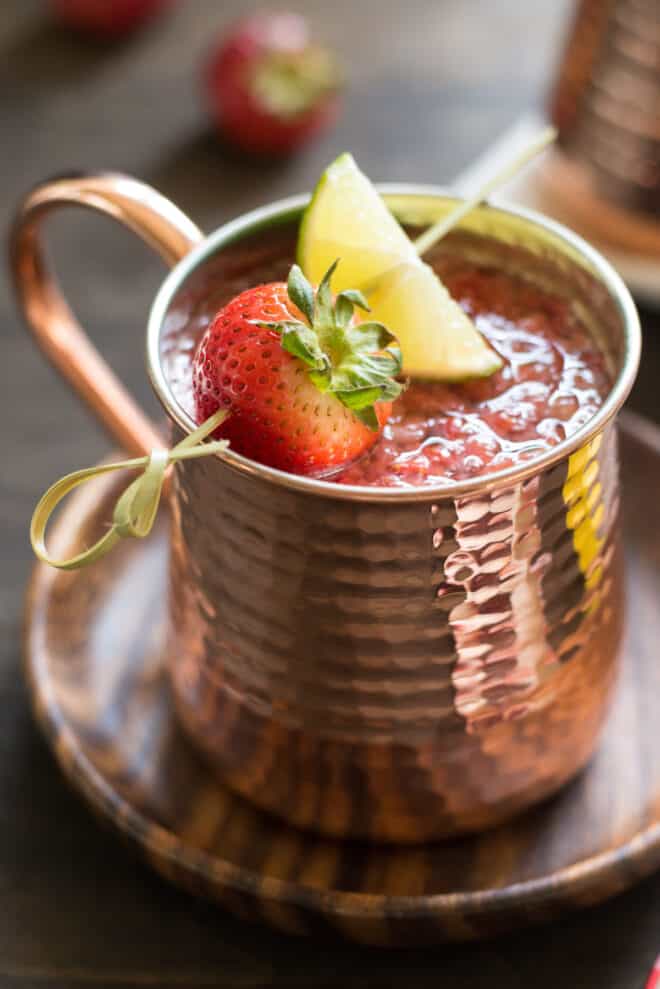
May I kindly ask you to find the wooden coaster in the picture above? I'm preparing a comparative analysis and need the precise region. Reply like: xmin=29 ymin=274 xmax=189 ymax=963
xmin=24 ymin=412 xmax=660 ymax=946
xmin=504 ymin=148 xmax=660 ymax=307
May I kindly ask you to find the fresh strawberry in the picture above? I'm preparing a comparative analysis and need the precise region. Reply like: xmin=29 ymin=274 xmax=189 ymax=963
xmin=192 ymin=262 xmax=402 ymax=476
xmin=646 ymin=958 xmax=660 ymax=989
xmin=51 ymin=0 xmax=172 ymax=37
xmin=204 ymin=12 xmax=342 ymax=157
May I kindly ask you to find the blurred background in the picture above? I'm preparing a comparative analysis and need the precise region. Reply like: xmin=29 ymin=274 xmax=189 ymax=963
xmin=0 ymin=0 xmax=570 ymax=460
xmin=4 ymin=2 xmax=660 ymax=986
xmin=1 ymin=0 xmax=577 ymax=594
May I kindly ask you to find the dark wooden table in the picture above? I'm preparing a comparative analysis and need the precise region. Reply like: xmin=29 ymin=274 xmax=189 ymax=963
xmin=2 ymin=1 xmax=660 ymax=986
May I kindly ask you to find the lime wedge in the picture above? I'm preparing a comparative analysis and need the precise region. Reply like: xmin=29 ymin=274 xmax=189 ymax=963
xmin=298 ymin=152 xmax=417 ymax=292
xmin=367 ymin=262 xmax=503 ymax=381
xmin=298 ymin=153 xmax=502 ymax=381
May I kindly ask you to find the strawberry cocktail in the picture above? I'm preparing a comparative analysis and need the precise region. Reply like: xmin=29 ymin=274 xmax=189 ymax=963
xmin=163 ymin=156 xmax=610 ymax=488
xmin=17 ymin=145 xmax=638 ymax=841
xmin=164 ymin=226 xmax=610 ymax=487
xmin=148 ymin=153 xmax=634 ymax=841
xmin=163 ymin=155 xmax=610 ymax=487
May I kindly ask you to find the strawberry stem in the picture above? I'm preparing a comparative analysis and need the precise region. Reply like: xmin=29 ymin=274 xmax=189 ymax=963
xmin=30 ymin=408 xmax=230 ymax=572
xmin=251 ymin=48 xmax=341 ymax=119
xmin=258 ymin=261 xmax=404 ymax=429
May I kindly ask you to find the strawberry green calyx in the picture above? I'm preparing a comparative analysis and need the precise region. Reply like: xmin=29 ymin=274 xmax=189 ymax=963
xmin=258 ymin=261 xmax=404 ymax=430
xmin=251 ymin=48 xmax=342 ymax=119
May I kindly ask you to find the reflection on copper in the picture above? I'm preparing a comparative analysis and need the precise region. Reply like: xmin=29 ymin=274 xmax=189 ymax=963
xmin=10 ymin=175 xmax=640 ymax=843
xmin=549 ymin=0 xmax=660 ymax=222
xmin=444 ymin=476 xmax=558 ymax=733
xmin=9 ymin=174 xmax=203 ymax=457
xmin=164 ymin=209 xmax=636 ymax=843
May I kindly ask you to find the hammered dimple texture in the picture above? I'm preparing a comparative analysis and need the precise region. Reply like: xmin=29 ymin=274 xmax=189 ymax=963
xmin=168 ymin=421 xmax=623 ymax=842
xmin=549 ymin=0 xmax=660 ymax=217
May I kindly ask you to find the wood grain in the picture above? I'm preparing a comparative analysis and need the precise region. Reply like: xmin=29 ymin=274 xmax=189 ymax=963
xmin=21 ymin=413 xmax=660 ymax=947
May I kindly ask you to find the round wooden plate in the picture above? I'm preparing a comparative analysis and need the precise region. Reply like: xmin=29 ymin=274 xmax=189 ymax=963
xmin=500 ymin=150 xmax=660 ymax=307
xmin=24 ymin=412 xmax=660 ymax=946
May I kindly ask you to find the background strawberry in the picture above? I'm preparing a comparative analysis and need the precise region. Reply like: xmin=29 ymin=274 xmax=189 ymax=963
xmin=51 ymin=0 xmax=172 ymax=37
xmin=193 ymin=263 xmax=402 ymax=476
xmin=204 ymin=11 xmax=342 ymax=157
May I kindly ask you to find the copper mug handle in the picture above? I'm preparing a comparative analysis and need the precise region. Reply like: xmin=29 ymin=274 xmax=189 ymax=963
xmin=10 ymin=173 xmax=204 ymax=457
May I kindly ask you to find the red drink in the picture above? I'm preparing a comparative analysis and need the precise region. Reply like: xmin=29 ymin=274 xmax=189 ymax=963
xmin=14 ymin=166 xmax=639 ymax=844
xmin=162 ymin=223 xmax=610 ymax=484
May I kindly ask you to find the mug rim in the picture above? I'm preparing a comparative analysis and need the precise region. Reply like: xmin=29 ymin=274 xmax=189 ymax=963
xmin=146 ymin=185 xmax=641 ymax=503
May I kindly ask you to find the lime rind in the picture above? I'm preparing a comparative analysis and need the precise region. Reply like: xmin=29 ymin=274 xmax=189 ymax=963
xmin=298 ymin=152 xmax=417 ymax=292
xmin=297 ymin=153 xmax=502 ymax=381
xmin=367 ymin=262 xmax=502 ymax=381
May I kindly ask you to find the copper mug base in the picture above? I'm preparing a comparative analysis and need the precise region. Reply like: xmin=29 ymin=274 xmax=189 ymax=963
xmin=10 ymin=177 xmax=640 ymax=843
xmin=172 ymin=553 xmax=625 ymax=842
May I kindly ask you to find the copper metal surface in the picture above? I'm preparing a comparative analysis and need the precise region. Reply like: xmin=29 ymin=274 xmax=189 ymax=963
xmin=20 ymin=415 xmax=660 ymax=942
xmin=162 ymin=197 xmax=636 ymax=841
xmin=547 ymin=0 xmax=660 ymax=236
xmin=537 ymin=148 xmax=660 ymax=258
xmin=9 ymin=173 xmax=203 ymax=457
xmin=11 ymin=178 xmax=641 ymax=842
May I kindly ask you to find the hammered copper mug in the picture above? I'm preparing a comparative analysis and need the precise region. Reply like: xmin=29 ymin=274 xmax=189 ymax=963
xmin=11 ymin=175 xmax=640 ymax=842
xmin=543 ymin=0 xmax=660 ymax=256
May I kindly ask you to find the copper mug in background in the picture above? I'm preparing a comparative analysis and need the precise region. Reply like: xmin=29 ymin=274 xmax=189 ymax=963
xmin=10 ymin=176 xmax=640 ymax=842
xmin=543 ymin=0 xmax=660 ymax=256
